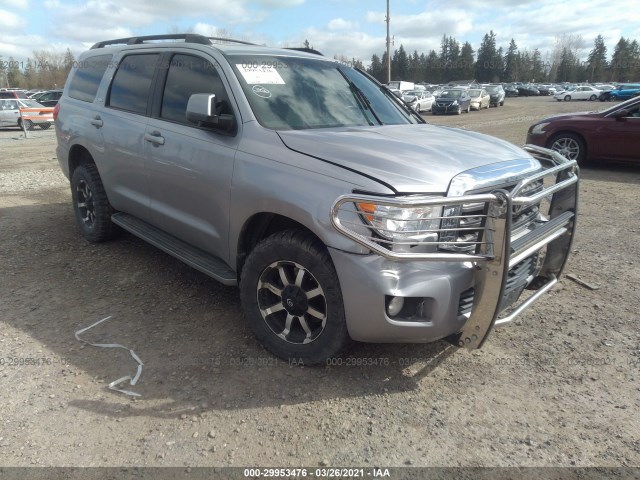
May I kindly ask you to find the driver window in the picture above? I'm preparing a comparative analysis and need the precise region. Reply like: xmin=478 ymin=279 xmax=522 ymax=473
xmin=161 ymin=54 xmax=232 ymax=124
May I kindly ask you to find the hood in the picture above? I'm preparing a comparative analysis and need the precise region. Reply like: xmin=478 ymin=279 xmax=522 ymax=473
xmin=277 ymin=124 xmax=536 ymax=193
xmin=538 ymin=111 xmax=598 ymax=123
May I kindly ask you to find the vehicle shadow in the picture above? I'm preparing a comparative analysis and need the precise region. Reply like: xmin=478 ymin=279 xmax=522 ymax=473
xmin=579 ymin=162 xmax=640 ymax=185
xmin=1 ymin=200 xmax=459 ymax=420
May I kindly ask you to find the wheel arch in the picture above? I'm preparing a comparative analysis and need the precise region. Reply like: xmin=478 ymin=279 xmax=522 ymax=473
xmin=236 ymin=213 xmax=324 ymax=280
xmin=68 ymin=144 xmax=97 ymax=177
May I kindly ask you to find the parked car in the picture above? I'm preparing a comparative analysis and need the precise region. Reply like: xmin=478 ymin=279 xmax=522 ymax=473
xmin=402 ymin=90 xmax=435 ymax=113
xmin=54 ymin=33 xmax=579 ymax=364
xmin=537 ymin=84 xmax=553 ymax=96
xmin=468 ymin=88 xmax=490 ymax=110
xmin=484 ymin=84 xmax=505 ymax=106
xmin=431 ymin=88 xmax=472 ymax=114
xmin=607 ymin=84 xmax=640 ymax=101
xmin=0 ymin=89 xmax=30 ymax=100
xmin=504 ymin=84 xmax=519 ymax=97
xmin=554 ymin=85 xmax=601 ymax=101
xmin=34 ymin=89 xmax=63 ymax=107
xmin=517 ymin=84 xmax=539 ymax=96
xmin=0 ymin=98 xmax=53 ymax=130
xmin=526 ymin=96 xmax=640 ymax=165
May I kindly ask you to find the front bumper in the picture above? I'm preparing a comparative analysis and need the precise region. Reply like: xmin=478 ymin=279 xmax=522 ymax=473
xmin=432 ymin=103 xmax=459 ymax=114
xmin=331 ymin=145 xmax=579 ymax=348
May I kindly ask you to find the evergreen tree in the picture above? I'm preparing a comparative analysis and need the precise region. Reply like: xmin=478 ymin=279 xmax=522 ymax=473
xmin=457 ymin=42 xmax=475 ymax=80
xmin=504 ymin=39 xmax=519 ymax=82
xmin=6 ymin=56 xmax=22 ymax=87
xmin=609 ymin=37 xmax=632 ymax=82
xmin=368 ymin=54 xmax=385 ymax=82
xmin=586 ymin=35 xmax=608 ymax=82
xmin=476 ymin=30 xmax=498 ymax=82
xmin=392 ymin=45 xmax=409 ymax=80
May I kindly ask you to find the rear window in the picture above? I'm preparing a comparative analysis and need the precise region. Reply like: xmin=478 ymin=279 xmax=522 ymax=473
xmin=68 ymin=54 xmax=112 ymax=102
xmin=108 ymin=54 xmax=159 ymax=115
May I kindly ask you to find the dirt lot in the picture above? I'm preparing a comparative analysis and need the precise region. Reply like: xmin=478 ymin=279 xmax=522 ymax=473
xmin=0 ymin=97 xmax=639 ymax=471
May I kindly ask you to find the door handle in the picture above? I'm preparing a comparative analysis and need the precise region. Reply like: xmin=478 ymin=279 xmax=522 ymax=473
xmin=90 ymin=116 xmax=103 ymax=128
xmin=144 ymin=131 xmax=165 ymax=146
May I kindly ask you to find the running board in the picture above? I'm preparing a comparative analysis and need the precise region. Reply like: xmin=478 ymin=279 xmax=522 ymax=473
xmin=111 ymin=213 xmax=237 ymax=286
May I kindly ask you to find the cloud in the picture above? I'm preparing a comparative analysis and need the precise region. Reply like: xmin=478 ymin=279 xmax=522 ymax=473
xmin=327 ymin=18 xmax=355 ymax=31
xmin=0 ymin=10 xmax=25 ymax=32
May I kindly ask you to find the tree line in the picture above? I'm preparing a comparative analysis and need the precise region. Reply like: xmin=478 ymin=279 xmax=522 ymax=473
xmin=2 ymin=32 xmax=639 ymax=89
xmin=0 ymin=49 xmax=76 ymax=89
xmin=366 ymin=32 xmax=640 ymax=85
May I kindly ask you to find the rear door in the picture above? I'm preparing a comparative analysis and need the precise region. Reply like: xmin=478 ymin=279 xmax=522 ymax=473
xmin=99 ymin=52 xmax=159 ymax=221
xmin=144 ymin=51 xmax=240 ymax=258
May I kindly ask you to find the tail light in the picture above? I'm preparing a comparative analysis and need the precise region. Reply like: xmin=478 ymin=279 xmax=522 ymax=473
xmin=53 ymin=103 xmax=60 ymax=121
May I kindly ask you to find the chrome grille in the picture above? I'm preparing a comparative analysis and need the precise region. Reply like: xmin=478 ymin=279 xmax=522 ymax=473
xmin=439 ymin=178 xmax=544 ymax=253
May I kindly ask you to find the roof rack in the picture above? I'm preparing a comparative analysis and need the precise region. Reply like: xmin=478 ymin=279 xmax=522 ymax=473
xmin=285 ymin=47 xmax=324 ymax=56
xmin=91 ymin=33 xmax=256 ymax=49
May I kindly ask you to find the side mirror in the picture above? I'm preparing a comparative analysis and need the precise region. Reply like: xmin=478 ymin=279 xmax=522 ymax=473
xmin=186 ymin=93 xmax=235 ymax=133
xmin=613 ymin=109 xmax=629 ymax=120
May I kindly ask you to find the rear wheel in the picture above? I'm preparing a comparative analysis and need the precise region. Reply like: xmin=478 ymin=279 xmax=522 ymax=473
xmin=70 ymin=164 xmax=117 ymax=242
xmin=39 ymin=123 xmax=51 ymax=130
xmin=240 ymin=230 xmax=350 ymax=365
xmin=549 ymin=133 xmax=586 ymax=165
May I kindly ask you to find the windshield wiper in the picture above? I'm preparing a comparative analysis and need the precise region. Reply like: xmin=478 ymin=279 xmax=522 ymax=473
xmin=336 ymin=67 xmax=382 ymax=126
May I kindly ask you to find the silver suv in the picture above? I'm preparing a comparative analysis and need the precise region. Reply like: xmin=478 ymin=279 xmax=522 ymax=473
xmin=55 ymin=34 xmax=579 ymax=364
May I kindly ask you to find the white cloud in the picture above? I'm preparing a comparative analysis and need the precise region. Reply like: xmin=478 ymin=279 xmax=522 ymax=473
xmin=0 ymin=10 xmax=25 ymax=32
xmin=327 ymin=18 xmax=355 ymax=31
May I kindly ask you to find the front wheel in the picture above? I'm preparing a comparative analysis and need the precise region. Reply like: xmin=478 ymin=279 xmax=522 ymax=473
xmin=589 ymin=94 xmax=597 ymax=101
xmin=564 ymin=95 xmax=571 ymax=101
xmin=240 ymin=230 xmax=350 ymax=365
xmin=549 ymin=133 xmax=586 ymax=165
xmin=39 ymin=122 xmax=51 ymax=130
xmin=70 ymin=163 xmax=117 ymax=242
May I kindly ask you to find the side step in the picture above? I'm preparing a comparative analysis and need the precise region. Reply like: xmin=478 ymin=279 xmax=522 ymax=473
xmin=111 ymin=213 xmax=237 ymax=286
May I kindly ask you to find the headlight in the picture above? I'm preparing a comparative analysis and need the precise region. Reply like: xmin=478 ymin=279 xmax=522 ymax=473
xmin=356 ymin=201 xmax=442 ymax=242
xmin=451 ymin=100 xmax=458 ymax=106
xmin=529 ymin=122 xmax=549 ymax=135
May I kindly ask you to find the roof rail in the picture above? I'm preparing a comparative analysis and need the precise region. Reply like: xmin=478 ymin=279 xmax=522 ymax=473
xmin=285 ymin=47 xmax=324 ymax=56
xmin=90 ymin=34 xmax=257 ymax=49
xmin=207 ymin=37 xmax=257 ymax=46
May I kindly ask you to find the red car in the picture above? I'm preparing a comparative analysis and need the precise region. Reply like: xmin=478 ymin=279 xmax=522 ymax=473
xmin=526 ymin=97 xmax=640 ymax=165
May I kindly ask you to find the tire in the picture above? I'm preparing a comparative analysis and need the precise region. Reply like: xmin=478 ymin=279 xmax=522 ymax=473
xmin=564 ymin=95 xmax=571 ymax=102
xmin=456 ymin=106 xmax=462 ymax=115
xmin=18 ymin=119 xmax=34 ymax=130
xmin=240 ymin=230 xmax=350 ymax=365
xmin=500 ymin=100 xmax=504 ymax=106
xmin=39 ymin=122 xmax=51 ymax=130
xmin=466 ymin=105 xmax=470 ymax=113
xmin=548 ymin=133 xmax=586 ymax=165
xmin=589 ymin=94 xmax=597 ymax=101
xmin=70 ymin=163 xmax=117 ymax=242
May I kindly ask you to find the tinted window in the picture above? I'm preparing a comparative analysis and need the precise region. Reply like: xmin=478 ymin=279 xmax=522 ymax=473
xmin=108 ymin=54 xmax=159 ymax=114
xmin=68 ymin=54 xmax=112 ymax=102
xmin=161 ymin=54 xmax=229 ymax=123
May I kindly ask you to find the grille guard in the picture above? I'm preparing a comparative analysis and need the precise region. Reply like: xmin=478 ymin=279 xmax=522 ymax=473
xmin=330 ymin=145 xmax=579 ymax=349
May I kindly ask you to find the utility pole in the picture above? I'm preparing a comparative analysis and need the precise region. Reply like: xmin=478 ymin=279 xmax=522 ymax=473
xmin=386 ymin=0 xmax=391 ymax=83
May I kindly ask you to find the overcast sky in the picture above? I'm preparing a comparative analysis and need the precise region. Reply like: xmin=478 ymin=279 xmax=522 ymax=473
xmin=1 ymin=0 xmax=639 ymax=65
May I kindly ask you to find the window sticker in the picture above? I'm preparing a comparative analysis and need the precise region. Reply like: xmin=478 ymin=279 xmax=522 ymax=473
xmin=252 ymin=85 xmax=272 ymax=98
xmin=236 ymin=64 xmax=285 ymax=85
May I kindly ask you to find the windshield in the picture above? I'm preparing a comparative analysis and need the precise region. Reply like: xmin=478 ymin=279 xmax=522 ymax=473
xmin=485 ymin=86 xmax=499 ymax=93
xmin=230 ymin=55 xmax=418 ymax=130
xmin=468 ymin=89 xmax=481 ymax=97
xmin=19 ymin=99 xmax=43 ymax=108
xmin=439 ymin=90 xmax=462 ymax=98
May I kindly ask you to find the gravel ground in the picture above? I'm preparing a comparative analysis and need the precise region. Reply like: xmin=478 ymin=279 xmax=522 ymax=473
xmin=0 ymin=97 xmax=639 ymax=472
